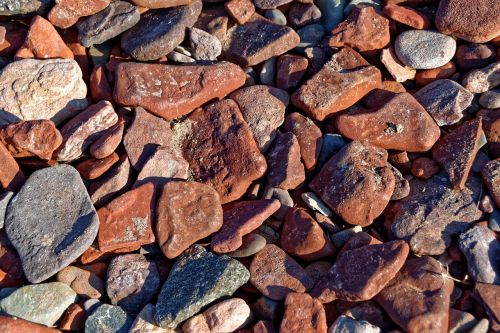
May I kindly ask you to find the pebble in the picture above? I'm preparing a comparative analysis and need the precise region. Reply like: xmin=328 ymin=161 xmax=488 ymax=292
xmin=228 ymin=233 xmax=267 ymax=258
xmin=5 ymin=165 xmax=99 ymax=283
xmin=262 ymin=186 xmax=294 ymax=220
xmin=329 ymin=315 xmax=381 ymax=333
xmin=48 ymin=0 xmax=110 ymax=28
xmin=266 ymin=132 xmax=305 ymax=190
xmin=317 ymin=0 xmax=344 ymax=31
xmin=394 ymin=30 xmax=456 ymax=69
xmin=259 ymin=57 xmax=276 ymax=85
xmin=0 ymin=316 xmax=61 ymax=333
xmin=129 ymin=304 xmax=170 ymax=333
xmin=380 ymin=46 xmax=416 ymax=82
xmin=479 ymin=88 xmax=500 ymax=108
xmin=0 ymin=282 xmax=76 ymax=327
xmin=284 ymin=112 xmax=322 ymax=170
xmin=0 ymin=192 xmax=13 ymax=229
xmin=85 ymin=304 xmax=134 ymax=333
xmin=296 ymin=23 xmax=325 ymax=48
xmin=76 ymin=153 xmax=119 ymax=180
xmin=448 ymin=309 xmax=477 ymax=333
xmin=490 ymin=210 xmax=500 ymax=232
xmin=154 ymin=245 xmax=250 ymax=329
xmin=474 ymin=283 xmax=500 ymax=331
xmin=344 ymin=0 xmax=381 ymax=15
xmin=383 ymin=4 xmax=431 ymax=30
xmin=135 ymin=146 xmax=189 ymax=188
xmin=276 ymin=54 xmax=308 ymax=89
xmin=316 ymin=134 xmax=347 ymax=168
xmin=410 ymin=157 xmax=440 ymax=179
xmin=193 ymin=7 xmax=229 ymax=43
xmin=288 ymin=3 xmax=321 ymax=27
xmin=482 ymin=159 xmax=500 ymax=207
xmin=264 ymin=9 xmax=287 ymax=25
xmin=469 ymin=319 xmax=490 ymax=333
xmin=224 ymin=0 xmax=255 ymax=25
xmin=456 ymin=44 xmax=497 ymax=70
xmin=253 ymin=0 xmax=292 ymax=9
xmin=59 ymin=303 xmax=86 ymax=331
xmin=0 ymin=0 xmax=52 ymax=16
xmin=56 ymin=266 xmax=104 ymax=299
xmin=89 ymin=65 xmax=113 ymax=102
xmin=280 ymin=292 xmax=327 ymax=333
xmin=189 ymin=27 xmax=221 ymax=61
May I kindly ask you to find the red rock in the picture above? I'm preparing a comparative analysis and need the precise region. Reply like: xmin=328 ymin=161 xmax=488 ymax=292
xmin=284 ymin=112 xmax=322 ymax=171
xmin=48 ymin=0 xmax=111 ymax=28
xmin=362 ymin=80 xmax=406 ymax=109
xmin=156 ymin=181 xmax=223 ymax=258
xmin=380 ymin=46 xmax=416 ymax=82
xmin=89 ymin=120 xmax=124 ymax=159
xmin=211 ymin=199 xmax=280 ymax=253
xmin=383 ymin=4 xmax=431 ymax=29
xmin=338 ymin=231 xmax=382 ymax=255
xmin=432 ymin=117 xmax=483 ymax=189
xmin=292 ymin=47 xmax=382 ymax=121
xmin=56 ymin=266 xmax=104 ymax=299
xmin=411 ymin=157 xmax=440 ymax=179
xmin=288 ymin=3 xmax=321 ymax=27
xmin=479 ymin=109 xmax=500 ymax=158
xmin=193 ymin=6 xmax=229 ymax=43
xmin=279 ymin=292 xmax=327 ymax=333
xmin=59 ymin=28 xmax=92 ymax=82
xmin=415 ymin=62 xmax=457 ymax=87
xmin=97 ymin=183 xmax=156 ymax=252
xmin=312 ymin=240 xmax=409 ymax=303
xmin=456 ymin=44 xmax=497 ymax=70
xmin=266 ymin=132 xmax=305 ymax=190
xmin=314 ymin=141 xmax=394 ymax=227
xmin=474 ymin=283 xmax=500 ymax=332
xmin=482 ymin=159 xmax=500 ymax=207
xmin=59 ymin=303 xmax=86 ymax=331
xmin=80 ymin=243 xmax=135 ymax=265
xmin=0 ymin=232 xmax=24 ymax=282
xmin=336 ymin=92 xmax=440 ymax=152
xmin=0 ymin=141 xmax=24 ymax=192
xmin=76 ymin=152 xmax=119 ymax=180
xmin=130 ymin=0 xmax=193 ymax=8
xmin=249 ymin=244 xmax=313 ymax=300
xmin=224 ymin=0 xmax=255 ymax=25
xmin=280 ymin=208 xmax=335 ymax=261
xmin=0 ymin=268 xmax=22 ymax=288
xmin=0 ymin=316 xmax=61 ymax=333
xmin=89 ymin=65 xmax=113 ymax=102
xmin=89 ymin=154 xmax=132 ymax=207
xmin=276 ymin=54 xmax=308 ymax=89
xmin=0 ymin=22 xmax=28 ymax=57
xmin=114 ymin=61 xmax=245 ymax=121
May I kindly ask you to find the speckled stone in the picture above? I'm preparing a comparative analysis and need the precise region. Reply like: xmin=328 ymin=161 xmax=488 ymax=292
xmin=85 ymin=304 xmax=134 ymax=333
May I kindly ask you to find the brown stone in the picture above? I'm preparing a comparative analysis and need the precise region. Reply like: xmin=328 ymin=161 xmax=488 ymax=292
xmin=292 ymin=47 xmax=382 ymax=121
xmin=415 ymin=62 xmax=457 ymax=87
xmin=211 ymin=199 xmax=280 ymax=253
xmin=0 ymin=316 xmax=61 ymax=333
xmin=48 ymin=0 xmax=111 ymax=29
xmin=284 ymin=112 xmax=322 ymax=171
xmin=383 ymin=4 xmax=431 ymax=29
xmin=336 ymin=92 xmax=440 ymax=152
xmin=0 ymin=232 xmax=24 ymax=282
xmin=224 ymin=0 xmax=255 ymax=25
xmin=114 ymin=61 xmax=245 ymax=121
xmin=0 ymin=141 xmax=24 ymax=192
xmin=80 ymin=243 xmax=135 ymax=265
xmin=279 ymin=292 xmax=327 ymax=333
xmin=76 ymin=152 xmax=119 ymax=180
xmin=0 ymin=22 xmax=28 ymax=57
xmin=59 ymin=303 xmax=86 ymax=331
xmin=288 ymin=3 xmax=321 ymax=27
xmin=462 ymin=61 xmax=500 ymax=94
xmin=411 ymin=157 xmax=440 ymax=179
xmin=456 ymin=44 xmax=497 ymax=70
xmin=380 ymin=46 xmax=416 ymax=82
xmin=276 ymin=54 xmax=308 ymax=89
xmin=89 ymin=121 xmax=124 ymax=159
xmin=362 ymin=80 xmax=406 ymax=109
xmin=479 ymin=109 xmax=500 ymax=158
xmin=474 ymin=283 xmax=500 ymax=332
xmin=310 ymin=141 xmax=395 ymax=227
xmin=56 ymin=266 xmax=104 ymax=299
xmin=130 ymin=0 xmax=193 ymax=8
xmin=59 ymin=28 xmax=92 ymax=82
xmin=89 ymin=65 xmax=113 ymax=102
xmin=482 ymin=159 xmax=500 ymax=207
xmin=267 ymin=132 xmax=305 ymax=190
xmin=89 ymin=154 xmax=132 ymax=207
xmin=193 ymin=6 xmax=229 ymax=43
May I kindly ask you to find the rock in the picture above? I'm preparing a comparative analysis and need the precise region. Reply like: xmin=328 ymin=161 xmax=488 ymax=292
xmin=89 ymin=120 xmax=123 ymax=159
xmin=89 ymin=154 xmax=132 ymax=207
xmin=411 ymin=157 xmax=440 ymax=179
xmin=262 ymin=186 xmax=293 ymax=219
xmin=312 ymin=241 xmax=408 ymax=303
xmin=259 ymin=57 xmax=276 ymax=85
xmin=0 ymin=58 xmax=87 ymax=125
xmin=129 ymin=304 xmax=170 ymax=333
xmin=301 ymin=192 xmax=332 ymax=217
xmin=0 ymin=282 xmax=77 ymax=327
xmin=474 ymin=283 xmax=500 ymax=332
xmin=389 ymin=164 xmax=410 ymax=200
xmin=479 ymin=89 xmax=500 ymax=109
xmin=336 ymin=92 xmax=440 ymax=152
xmin=448 ymin=309 xmax=477 ymax=333
xmin=296 ymin=23 xmax=325 ymax=48
xmin=317 ymin=0 xmax=344 ymax=31
xmin=279 ymin=292 xmax=327 ymax=333
xmin=154 ymin=245 xmax=249 ymax=329
xmin=97 ymin=183 xmax=156 ymax=252
xmin=479 ymin=108 xmax=500 ymax=158
xmin=380 ymin=47 xmax=416 ymax=82
xmin=223 ymin=14 xmax=300 ymax=66
xmin=48 ymin=0 xmax=111 ymax=28
xmin=193 ymin=6 xmax=229 ymax=43
xmin=85 ymin=304 xmax=134 ymax=333
xmin=264 ymin=8 xmax=287 ymax=25
xmin=230 ymin=85 xmax=288 ymax=152
xmin=121 ymin=0 xmax=201 ymax=61
xmin=76 ymin=153 xmax=119 ymax=180
xmin=329 ymin=316 xmax=381 ymax=333
xmin=344 ymin=0 xmax=381 ymax=15
xmin=107 ymin=254 xmax=160 ymax=314
xmin=284 ymin=112 xmax=322 ymax=170
xmin=316 ymin=133 xmax=347 ymax=167
xmin=375 ymin=257 xmax=454 ymax=333
xmin=249 ymin=244 xmax=313 ymax=300
xmin=292 ymin=47 xmax=381 ymax=121
xmin=276 ymin=54 xmax=308 ymax=89
xmin=415 ymin=61 xmax=457 ymax=87
xmin=224 ymin=0 xmax=255 ymax=25
xmin=288 ymin=3 xmax=321 ymax=27
xmin=0 ymin=315 xmax=61 ymax=333
xmin=266 ymin=132 xmax=305 ymax=190
xmin=456 ymin=44 xmax=497 ymax=70
xmin=56 ymin=266 xmax=104 ymax=299
xmin=432 ymin=117 xmax=483 ymax=189
xmin=253 ymin=0 xmax=291 ymax=9
xmin=0 ymin=142 xmax=25 ymax=192
xmin=414 ymin=79 xmax=473 ymax=126
xmin=228 ymin=233 xmax=267 ymax=257
xmin=468 ymin=319 xmax=490 ymax=333
xmin=310 ymin=141 xmax=395 ymax=227
xmin=114 ymin=61 xmax=245 ymax=121
xmin=59 ymin=303 xmax=86 ymax=331
xmin=0 ymin=192 xmax=13 ymax=229
xmin=189 ymin=27 xmax=221 ymax=61
xmin=482 ymin=159 xmax=500 ymax=207
xmin=394 ymin=30 xmax=456 ymax=69
xmin=0 ymin=0 xmax=52 ymax=16
xmin=89 ymin=65 xmax=112 ymax=102
xmin=435 ymin=0 xmax=500 ymax=43
xmin=131 ymin=0 xmax=193 ymax=8
xmin=182 ymin=298 xmax=252 ymax=333
xmin=383 ymin=4 xmax=431 ymax=29
xmin=156 ymin=181 xmax=223 ymax=259
xmin=5 ymin=165 xmax=98 ymax=283
xmin=462 ymin=62 xmax=500 ymax=93
xmin=135 ymin=146 xmax=189 ymax=188
xmin=77 ymin=0 xmax=140 ymax=47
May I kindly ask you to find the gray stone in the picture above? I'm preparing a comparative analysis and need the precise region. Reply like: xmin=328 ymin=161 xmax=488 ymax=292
xmin=395 ymin=30 xmax=457 ymax=69
xmin=288 ymin=3 xmax=321 ymax=28
xmin=0 ymin=191 xmax=13 ymax=229
xmin=260 ymin=57 xmax=276 ymax=85
xmin=85 ymin=304 xmax=134 ymax=333
xmin=129 ymin=304 xmax=170 ymax=333
xmin=5 ymin=165 xmax=99 ymax=283
xmin=317 ymin=0 xmax=345 ymax=31
xmin=459 ymin=226 xmax=500 ymax=284
xmin=330 ymin=226 xmax=363 ymax=248
xmin=389 ymin=164 xmax=410 ymax=201
xmin=77 ymin=0 xmax=140 ymax=47
xmin=490 ymin=210 xmax=500 ymax=232
xmin=301 ymin=192 xmax=332 ymax=216
xmin=0 ymin=0 xmax=52 ymax=16
xmin=189 ymin=27 xmax=221 ymax=61
xmin=468 ymin=319 xmax=489 ymax=333
xmin=228 ymin=233 xmax=267 ymax=258
xmin=167 ymin=50 xmax=195 ymax=63
xmin=0 ymin=282 xmax=76 ymax=327
xmin=330 ymin=315 xmax=381 ymax=333
xmin=297 ymin=24 xmax=325 ymax=48
xmin=479 ymin=88 xmax=500 ymax=109
xmin=462 ymin=61 xmax=500 ymax=93
xmin=262 ymin=185 xmax=293 ymax=220
xmin=316 ymin=134 xmax=347 ymax=169
xmin=254 ymin=0 xmax=292 ymax=10
xmin=449 ymin=309 xmax=477 ymax=333
xmin=264 ymin=9 xmax=286 ymax=25
xmin=83 ymin=299 xmax=102 ymax=315
xmin=344 ymin=0 xmax=381 ymax=16
xmin=154 ymin=245 xmax=250 ymax=329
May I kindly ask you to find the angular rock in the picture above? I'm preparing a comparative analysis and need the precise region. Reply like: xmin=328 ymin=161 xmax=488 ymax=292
xmin=329 ymin=316 xmax=381 ymax=333
xmin=130 ymin=0 xmax=193 ymax=8
xmin=76 ymin=153 xmax=119 ymax=180
xmin=90 ymin=120 xmax=124 ymax=159
xmin=189 ymin=27 xmax=221 ymax=61
xmin=288 ymin=3 xmax=321 ymax=28
xmin=254 ymin=0 xmax=292 ymax=9
xmin=380 ymin=46 xmax=416 ymax=82
xmin=284 ymin=112 xmax=322 ymax=171
xmin=89 ymin=154 xmax=132 ymax=207
xmin=266 ymin=132 xmax=305 ymax=190
xmin=383 ymin=3 xmax=431 ymax=29
xmin=280 ymin=292 xmax=327 ymax=333
xmin=48 ymin=0 xmax=111 ymax=28
xmin=0 ymin=141 xmax=25 ymax=192
xmin=193 ymin=6 xmax=229 ymax=43
xmin=0 ymin=315 xmax=60 ymax=333
xmin=276 ymin=54 xmax=308 ymax=89
xmin=482 ymin=159 xmax=500 ymax=207
xmin=224 ymin=0 xmax=255 ymax=25
xmin=56 ymin=266 xmax=104 ymax=299
xmin=462 ymin=61 xmax=500 ymax=93
xmin=456 ymin=44 xmax=496 ymax=70
xmin=389 ymin=164 xmax=410 ymax=200
xmin=474 ymin=283 xmax=500 ymax=332
xmin=85 ymin=304 xmax=134 ymax=333
xmin=129 ymin=304 xmax=170 ymax=333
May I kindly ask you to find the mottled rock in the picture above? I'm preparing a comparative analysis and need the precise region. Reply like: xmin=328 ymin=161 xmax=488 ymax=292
xmin=280 ymin=292 xmax=327 ymax=333
xmin=288 ymin=3 xmax=321 ymax=27
xmin=0 ymin=141 xmax=25 ymax=192
xmin=389 ymin=164 xmax=410 ymax=200
xmin=479 ymin=89 xmax=500 ymax=109
xmin=85 ymin=304 xmax=134 ymax=333
xmin=456 ymin=44 xmax=497 ymax=70
xmin=462 ymin=61 xmax=500 ymax=93
xmin=0 ymin=315 xmax=60 ymax=333
xmin=48 ymin=0 xmax=111 ymax=28
xmin=380 ymin=47 xmax=416 ymax=82
xmin=130 ymin=0 xmax=193 ymax=8
xmin=89 ymin=155 xmax=132 ymax=207
xmin=284 ymin=112 xmax=322 ymax=170
xmin=90 ymin=120 xmax=124 ymax=159
xmin=76 ymin=153 xmax=119 ymax=180
xmin=411 ymin=157 xmax=440 ymax=179
xmin=129 ymin=304 xmax=170 ymax=333
xmin=0 ymin=0 xmax=52 ymax=16
xmin=189 ymin=27 xmax=221 ymax=61
xmin=329 ymin=316 xmax=381 ymax=333
xmin=266 ymin=132 xmax=305 ymax=190
xmin=276 ymin=54 xmax=308 ymax=89
xmin=253 ymin=0 xmax=292 ymax=9
xmin=474 ymin=283 xmax=500 ymax=332
xmin=56 ymin=265 xmax=103 ymax=299
xmin=383 ymin=3 xmax=431 ymax=29
xmin=224 ymin=0 xmax=255 ymax=25
xmin=193 ymin=6 xmax=229 ymax=43
xmin=135 ymin=146 xmax=189 ymax=188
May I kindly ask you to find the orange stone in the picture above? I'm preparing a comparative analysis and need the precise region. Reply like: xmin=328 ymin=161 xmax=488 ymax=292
xmin=224 ymin=0 xmax=255 ymax=25
xmin=383 ymin=4 xmax=431 ymax=29
xmin=90 ymin=65 xmax=113 ymax=102
xmin=48 ymin=0 xmax=111 ymax=28
xmin=0 ymin=316 xmax=61 ymax=333
xmin=59 ymin=303 xmax=86 ymax=332
xmin=76 ymin=152 xmax=120 ymax=180
xmin=0 ymin=141 xmax=25 ymax=192
xmin=280 ymin=292 xmax=327 ymax=333
xmin=415 ymin=62 xmax=457 ymax=87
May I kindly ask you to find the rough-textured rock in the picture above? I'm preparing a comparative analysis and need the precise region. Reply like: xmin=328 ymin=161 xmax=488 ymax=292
xmin=456 ymin=44 xmax=497 ymax=70
xmin=284 ymin=112 xmax=322 ymax=171
xmin=114 ymin=62 xmax=245 ymax=121
xmin=90 ymin=120 xmax=124 ymax=159
xmin=135 ymin=146 xmax=189 ymax=188
xmin=130 ymin=0 xmax=193 ymax=8
xmin=57 ymin=266 xmax=104 ymax=299
xmin=474 ymin=283 xmax=500 ymax=332
xmin=383 ymin=3 xmax=431 ymax=29
xmin=0 ymin=315 xmax=61 ymax=333
xmin=224 ymin=0 xmax=255 ymax=25
xmin=76 ymin=153 xmax=119 ymax=180
xmin=193 ymin=6 xmax=229 ymax=43
xmin=48 ymin=0 xmax=111 ymax=28
xmin=448 ymin=309 xmax=477 ymax=333
xmin=89 ymin=154 xmax=132 ymax=207
xmin=462 ymin=61 xmax=500 ymax=93
xmin=0 ymin=0 xmax=52 ymax=16
xmin=280 ymin=292 xmax=327 ymax=333
xmin=0 ymin=58 xmax=87 ymax=125
xmin=189 ymin=27 xmax=221 ymax=61
xmin=380 ymin=46 xmax=416 ymax=82
xmin=479 ymin=109 xmax=500 ymax=158
xmin=0 ymin=192 xmax=13 ymax=229
xmin=266 ymin=132 xmax=305 ymax=189
xmin=480 ymin=89 xmax=500 ymax=109
xmin=254 ymin=0 xmax=292 ymax=9
xmin=276 ymin=54 xmax=308 ymax=89
xmin=329 ymin=316 xmax=381 ymax=333
xmin=154 ymin=245 xmax=250 ymax=329
xmin=129 ymin=304 xmax=170 ymax=333
xmin=0 ymin=141 xmax=25 ymax=192
xmin=482 ymin=159 xmax=500 ymax=207
xmin=5 ymin=165 xmax=99 ymax=283
xmin=288 ymin=3 xmax=321 ymax=27
xmin=85 ymin=304 xmax=134 ymax=333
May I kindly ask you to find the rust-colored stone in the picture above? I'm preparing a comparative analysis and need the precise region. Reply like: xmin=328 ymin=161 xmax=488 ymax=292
xmin=279 ymin=292 xmax=327 ymax=333
xmin=474 ymin=283 xmax=500 ymax=331
xmin=224 ymin=0 xmax=255 ymax=25
xmin=48 ymin=0 xmax=111 ymax=28
xmin=0 ymin=141 xmax=24 ymax=192
xmin=0 ymin=316 xmax=61 ymax=333
xmin=266 ymin=132 xmax=305 ymax=190
xmin=284 ymin=112 xmax=322 ymax=171
xmin=89 ymin=65 xmax=113 ymax=102
xmin=383 ymin=4 xmax=431 ymax=29
xmin=276 ymin=54 xmax=308 ymax=89
xmin=76 ymin=152 xmax=119 ymax=180
xmin=415 ymin=62 xmax=457 ymax=87
xmin=59 ymin=303 xmax=86 ymax=332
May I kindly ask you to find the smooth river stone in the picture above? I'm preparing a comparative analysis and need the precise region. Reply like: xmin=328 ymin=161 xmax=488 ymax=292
xmin=48 ymin=0 xmax=110 ymax=28
xmin=0 ymin=0 xmax=52 ymax=16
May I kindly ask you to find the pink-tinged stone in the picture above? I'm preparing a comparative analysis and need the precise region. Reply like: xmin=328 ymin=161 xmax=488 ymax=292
xmin=284 ymin=112 xmax=322 ymax=171
xmin=462 ymin=61 xmax=500 ymax=93
xmin=279 ymin=292 xmax=327 ymax=333
xmin=48 ymin=0 xmax=111 ymax=29
xmin=89 ymin=65 xmax=113 ymax=102
xmin=482 ymin=159 xmax=500 ymax=208
xmin=89 ymin=155 xmax=132 ymax=207
xmin=266 ymin=132 xmax=305 ymax=190
xmin=383 ymin=4 xmax=432 ymax=29
xmin=224 ymin=0 xmax=255 ymax=25
xmin=276 ymin=54 xmax=309 ymax=89
xmin=0 ymin=141 xmax=24 ymax=192
xmin=411 ymin=157 xmax=440 ymax=179
xmin=0 ymin=316 xmax=61 ymax=333
xmin=380 ymin=47 xmax=416 ymax=82
xmin=76 ymin=152 xmax=119 ymax=180
xmin=89 ymin=120 xmax=124 ymax=159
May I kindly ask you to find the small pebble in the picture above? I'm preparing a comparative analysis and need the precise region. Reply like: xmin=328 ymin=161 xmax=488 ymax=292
xmin=479 ymin=88 xmax=500 ymax=109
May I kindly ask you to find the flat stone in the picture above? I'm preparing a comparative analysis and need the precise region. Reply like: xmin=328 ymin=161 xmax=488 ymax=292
xmin=107 ymin=254 xmax=160 ymax=314
xmin=280 ymin=292 xmax=327 ymax=333
xmin=284 ymin=112 xmax=322 ymax=171
xmin=482 ymin=159 xmax=500 ymax=207
xmin=90 ymin=120 xmax=124 ymax=159
xmin=414 ymin=79 xmax=473 ymax=126
xmin=56 ymin=266 xmax=104 ymax=299
xmin=0 ymin=58 xmax=87 ymax=125
xmin=76 ymin=153 xmax=119 ymax=180
xmin=156 ymin=181 xmax=223 ymax=259
xmin=85 ymin=304 xmax=134 ymax=333
xmin=129 ymin=304 xmax=171 ymax=333
xmin=130 ymin=0 xmax=193 ymax=8
xmin=336 ymin=92 xmax=440 ymax=152
xmin=77 ymin=0 xmax=140 ymax=47
xmin=380 ymin=46 xmax=416 ymax=82
xmin=310 ymin=141 xmax=395 ymax=227
xmin=228 ymin=233 xmax=267 ymax=258
xmin=329 ymin=316 xmax=381 ymax=333
xmin=5 ymin=165 xmax=99 ymax=283
xmin=448 ymin=309 xmax=477 ymax=333
xmin=0 ymin=282 xmax=76 ymax=327
xmin=223 ymin=13 xmax=300 ymax=67
xmin=462 ymin=61 xmax=500 ymax=93
xmin=415 ymin=61 xmax=457 ymax=87
xmin=276 ymin=54 xmax=308 ymax=89
xmin=456 ymin=44 xmax=497 ymax=70
xmin=0 ymin=141 xmax=25 ymax=192
xmin=0 ymin=0 xmax=52 ymax=16
xmin=0 ymin=315 xmax=60 ymax=333
xmin=121 ymin=0 xmax=201 ymax=61
xmin=383 ymin=3 xmax=431 ymax=29
xmin=114 ymin=61 xmax=245 ymax=121
xmin=189 ymin=27 xmax=221 ymax=61
xmin=266 ymin=132 xmax=305 ymax=190
xmin=474 ymin=283 xmax=500 ymax=332
xmin=224 ymin=0 xmax=255 ymax=25
xmin=0 ymin=192 xmax=13 ymax=229
xmin=292 ymin=47 xmax=382 ymax=121
xmin=253 ymin=0 xmax=292 ymax=9
xmin=480 ymin=89 xmax=500 ymax=109
xmin=48 ymin=0 xmax=110 ymax=28
xmin=154 ymin=245 xmax=250 ymax=329
xmin=249 ymin=244 xmax=313 ymax=301
xmin=288 ymin=3 xmax=321 ymax=27
xmin=89 ymin=154 xmax=132 ymax=207
xmin=394 ymin=30 xmax=456 ymax=69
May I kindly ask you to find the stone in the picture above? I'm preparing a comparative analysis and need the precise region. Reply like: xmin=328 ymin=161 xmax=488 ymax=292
xmin=316 ymin=134 xmax=347 ymax=167
xmin=432 ymin=117 xmax=483 ymax=189
xmin=264 ymin=8 xmax=287 ymax=25
xmin=0 ymin=0 xmax=52 ymax=16
xmin=262 ymin=186 xmax=293 ymax=220
xmin=329 ymin=316 xmax=381 ymax=333
xmin=280 ymin=292 xmax=327 ymax=333
xmin=312 ymin=241 xmax=408 ymax=303
xmin=462 ymin=62 xmax=500 ymax=93
xmin=177 ymin=99 xmax=267 ymax=203
xmin=276 ymin=54 xmax=308 ymax=89
xmin=0 ymin=315 xmax=61 ymax=333
xmin=77 ymin=0 xmax=140 ymax=47
xmin=107 ymin=254 xmax=160 ymax=314
xmin=249 ymin=244 xmax=313 ymax=301
xmin=284 ymin=112 xmax=322 ymax=170
xmin=131 ymin=0 xmax=192 ymax=8
xmin=48 ymin=0 xmax=111 ymax=28
xmin=414 ymin=79 xmax=473 ymax=126
xmin=89 ymin=65 xmax=112 ymax=102
xmin=296 ymin=23 xmax=325 ymax=48
xmin=383 ymin=4 xmax=431 ymax=29
xmin=85 ymin=304 xmax=134 ymax=333
xmin=156 ymin=181 xmax=223 ymax=259
xmin=387 ymin=174 xmax=483 ymax=255
xmin=310 ymin=141 xmax=395 ymax=227
xmin=223 ymin=14 xmax=300 ymax=67
xmin=0 ymin=192 xmax=13 ymax=229
xmin=435 ymin=0 xmax=500 ymax=43
xmin=394 ymin=30 xmax=457 ymax=69
xmin=479 ymin=108 xmax=500 ymax=158
xmin=336 ymin=92 xmax=440 ymax=152
xmin=89 ymin=155 xmax=132 ymax=207
xmin=98 ymin=183 xmax=156 ymax=252
xmin=344 ymin=0 xmax=381 ymax=15
xmin=479 ymin=89 xmax=500 ymax=109
xmin=56 ymin=266 xmax=104 ymax=299
xmin=135 ymin=146 xmax=189 ymax=188
xmin=448 ymin=309 xmax=477 ymax=333
xmin=389 ymin=164 xmax=410 ymax=200
xmin=259 ymin=57 xmax=276 ymax=85
xmin=211 ymin=199 xmax=279 ymax=253
xmin=292 ymin=47 xmax=382 ymax=121
xmin=415 ymin=61 xmax=457 ymax=87
xmin=193 ymin=6 xmax=229 ymax=43
xmin=474 ymin=283 xmax=500 ymax=332
xmin=380 ymin=47 xmax=416 ymax=82
xmin=114 ymin=61 xmax=245 ymax=121
xmin=0 ymin=142 xmax=25 ymax=192
xmin=411 ymin=157 xmax=440 ymax=179
xmin=129 ymin=304 xmax=170 ymax=333
xmin=482 ymin=159 xmax=500 ymax=207
xmin=182 ymin=298 xmax=252 ymax=333
xmin=228 ymin=233 xmax=267 ymax=257
xmin=89 ymin=120 xmax=123 ymax=159
xmin=288 ymin=3 xmax=321 ymax=27
xmin=154 ymin=245 xmax=250 ymax=329
xmin=253 ymin=0 xmax=292 ymax=9
xmin=189 ymin=27 xmax=221 ymax=61
xmin=76 ymin=153 xmax=119 ymax=180
xmin=456 ymin=44 xmax=496 ymax=70
xmin=59 ymin=303 xmax=86 ymax=331
xmin=468 ymin=319 xmax=490 ymax=333
xmin=0 ymin=282 xmax=77 ymax=327
xmin=266 ymin=132 xmax=305 ymax=190
xmin=224 ymin=0 xmax=255 ymax=25
xmin=375 ymin=257 xmax=454 ymax=333
xmin=0 ymin=58 xmax=87 ymax=125
xmin=5 ymin=165 xmax=98 ymax=283
xmin=301 ymin=192 xmax=333 ymax=217
xmin=121 ymin=0 xmax=201 ymax=61
xmin=230 ymin=85 xmax=288 ymax=152
xmin=317 ymin=0 xmax=344 ymax=31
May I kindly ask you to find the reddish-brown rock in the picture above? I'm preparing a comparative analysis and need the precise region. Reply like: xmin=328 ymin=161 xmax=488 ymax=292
xmin=474 ymin=283 xmax=500 ymax=331
xmin=276 ymin=54 xmax=309 ymax=89
xmin=0 ymin=141 xmax=25 ymax=192
xmin=89 ymin=121 xmax=124 ymax=159
xmin=89 ymin=155 xmax=132 ymax=207
xmin=380 ymin=46 xmax=416 ymax=82
xmin=76 ymin=153 xmax=119 ymax=180
xmin=114 ymin=61 xmax=245 ymax=121
xmin=0 ymin=316 xmax=61 ymax=333
xmin=284 ymin=112 xmax=322 ymax=171
xmin=0 ymin=22 xmax=28 ymax=57
xmin=411 ymin=157 xmax=440 ymax=179
xmin=482 ymin=159 xmax=500 ymax=207
xmin=224 ymin=0 xmax=255 ymax=25
xmin=479 ymin=108 xmax=500 ymax=158
xmin=48 ymin=0 xmax=111 ymax=28
xmin=383 ymin=4 xmax=431 ymax=29
xmin=266 ymin=132 xmax=305 ymax=190
xmin=59 ymin=303 xmax=86 ymax=332
xmin=0 ymin=232 xmax=24 ymax=282
xmin=456 ymin=44 xmax=497 ymax=70
xmin=415 ymin=62 xmax=457 ymax=87
xmin=130 ymin=0 xmax=193 ymax=8
xmin=89 ymin=65 xmax=113 ymax=102
xmin=56 ymin=266 xmax=104 ymax=299
xmin=193 ymin=6 xmax=229 ymax=43
xmin=363 ymin=80 xmax=406 ymax=109
xmin=279 ymin=292 xmax=327 ymax=333
xmin=292 ymin=47 xmax=382 ymax=121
